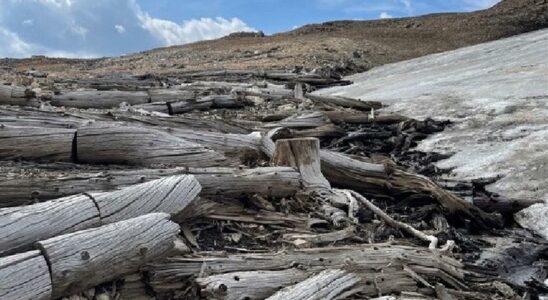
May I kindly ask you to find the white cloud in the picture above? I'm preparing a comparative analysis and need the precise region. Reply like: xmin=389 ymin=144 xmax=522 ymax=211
xmin=399 ymin=0 xmax=412 ymax=10
xmin=115 ymin=24 xmax=126 ymax=34
xmin=0 ymin=0 xmax=256 ymax=58
xmin=379 ymin=12 xmax=394 ymax=19
xmin=137 ymin=13 xmax=256 ymax=46
xmin=462 ymin=0 xmax=500 ymax=10
xmin=0 ymin=27 xmax=32 ymax=57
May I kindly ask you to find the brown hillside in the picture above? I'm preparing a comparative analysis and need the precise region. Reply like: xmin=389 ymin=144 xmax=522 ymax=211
xmin=3 ymin=0 xmax=547 ymax=79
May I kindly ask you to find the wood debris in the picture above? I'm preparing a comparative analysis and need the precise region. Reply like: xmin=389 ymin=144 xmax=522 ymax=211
xmin=0 ymin=70 xmax=545 ymax=300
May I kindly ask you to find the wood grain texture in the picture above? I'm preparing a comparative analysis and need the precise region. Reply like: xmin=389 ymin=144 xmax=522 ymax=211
xmin=266 ymin=269 xmax=361 ymax=300
xmin=76 ymin=125 xmax=225 ymax=167
xmin=0 ymin=194 xmax=100 ymax=256
xmin=0 ymin=84 xmax=35 ymax=106
xmin=0 ymin=165 xmax=301 ymax=207
xmin=0 ymin=250 xmax=52 ymax=300
xmin=0 ymin=125 xmax=75 ymax=161
xmin=305 ymin=93 xmax=382 ymax=111
xmin=51 ymin=90 xmax=150 ymax=108
xmin=37 ymin=213 xmax=179 ymax=298
xmin=89 ymin=175 xmax=201 ymax=224
xmin=272 ymin=138 xmax=330 ymax=189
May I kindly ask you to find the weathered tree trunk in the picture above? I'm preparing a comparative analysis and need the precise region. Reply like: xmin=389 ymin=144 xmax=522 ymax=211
xmin=51 ymin=90 xmax=150 ymax=108
xmin=148 ymin=244 xmax=469 ymax=299
xmin=0 ymin=165 xmax=300 ymax=207
xmin=89 ymin=174 xmax=201 ymax=224
xmin=0 ymin=175 xmax=197 ymax=255
xmin=0 ymin=84 xmax=37 ymax=106
xmin=148 ymin=88 xmax=196 ymax=103
xmin=0 ymin=125 xmax=75 ymax=161
xmin=325 ymin=111 xmax=410 ymax=125
xmin=168 ymin=95 xmax=250 ymax=114
xmin=271 ymin=138 xmax=352 ymax=226
xmin=0 ymin=194 xmax=100 ymax=256
xmin=306 ymin=94 xmax=382 ymax=111
xmin=266 ymin=269 xmax=361 ymax=300
xmin=37 ymin=213 xmax=179 ymax=298
xmin=0 ymin=250 xmax=52 ymax=300
xmin=76 ymin=125 xmax=225 ymax=167
xmin=265 ymin=112 xmax=329 ymax=129
xmin=272 ymin=138 xmax=330 ymax=189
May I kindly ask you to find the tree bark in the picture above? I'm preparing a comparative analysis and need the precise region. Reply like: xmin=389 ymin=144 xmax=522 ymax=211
xmin=37 ymin=213 xmax=179 ymax=298
xmin=76 ymin=125 xmax=225 ymax=167
xmin=0 ymin=194 xmax=100 ymax=256
xmin=0 ymin=125 xmax=75 ymax=162
xmin=0 ymin=250 xmax=52 ymax=300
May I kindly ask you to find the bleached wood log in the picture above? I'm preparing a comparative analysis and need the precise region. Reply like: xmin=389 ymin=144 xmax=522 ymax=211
xmin=264 ymin=112 xmax=329 ymax=129
xmin=37 ymin=213 xmax=179 ymax=298
xmin=0 ymin=165 xmax=301 ymax=207
xmin=0 ymin=125 xmax=75 ymax=161
xmin=148 ymin=88 xmax=195 ymax=103
xmin=118 ymin=273 xmax=152 ymax=300
xmin=76 ymin=125 xmax=225 ymax=167
xmin=166 ymin=128 xmax=262 ymax=155
xmin=282 ymin=226 xmax=356 ymax=247
xmin=149 ymin=244 xmax=468 ymax=299
xmin=89 ymin=175 xmax=201 ymax=224
xmin=325 ymin=111 xmax=410 ymax=125
xmin=50 ymin=90 xmax=150 ymax=108
xmin=0 ymin=194 xmax=100 ymax=256
xmin=266 ymin=269 xmax=361 ymax=300
xmin=168 ymin=95 xmax=250 ymax=114
xmin=0 ymin=84 xmax=36 ymax=106
xmin=0 ymin=250 xmax=52 ymax=300
xmin=306 ymin=94 xmax=382 ymax=111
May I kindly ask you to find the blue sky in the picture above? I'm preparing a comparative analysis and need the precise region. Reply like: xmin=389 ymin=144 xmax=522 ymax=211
xmin=0 ymin=0 xmax=500 ymax=58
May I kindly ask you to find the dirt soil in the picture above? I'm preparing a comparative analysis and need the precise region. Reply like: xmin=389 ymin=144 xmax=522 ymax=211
xmin=1 ymin=0 xmax=547 ymax=80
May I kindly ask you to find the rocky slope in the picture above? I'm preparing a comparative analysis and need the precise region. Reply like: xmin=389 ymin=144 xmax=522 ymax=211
xmin=2 ymin=0 xmax=547 ymax=80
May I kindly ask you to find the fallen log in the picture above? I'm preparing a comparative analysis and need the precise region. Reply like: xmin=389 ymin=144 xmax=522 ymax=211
xmin=0 ymin=84 xmax=37 ymax=106
xmin=325 ymin=111 xmax=410 ymax=125
xmin=148 ymin=244 xmax=472 ymax=299
xmin=37 ymin=213 xmax=179 ymax=298
xmin=266 ymin=269 xmax=361 ymax=300
xmin=0 ymin=164 xmax=300 ymax=207
xmin=306 ymin=93 xmax=382 ymax=111
xmin=50 ymin=90 xmax=150 ymax=108
xmin=148 ymin=88 xmax=196 ymax=103
xmin=0 ymin=125 xmax=75 ymax=161
xmin=75 ymin=125 xmax=225 ymax=167
xmin=0 ymin=250 xmax=52 ymax=300
xmin=89 ymin=174 xmax=201 ymax=224
xmin=0 ymin=194 xmax=100 ymax=256
xmin=263 ymin=133 xmax=500 ymax=229
xmin=168 ymin=95 xmax=251 ymax=114
xmin=0 ymin=175 xmax=197 ymax=255
xmin=264 ymin=112 xmax=329 ymax=129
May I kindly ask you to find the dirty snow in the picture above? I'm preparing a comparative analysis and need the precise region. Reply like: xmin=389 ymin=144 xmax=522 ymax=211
xmin=319 ymin=29 xmax=548 ymax=203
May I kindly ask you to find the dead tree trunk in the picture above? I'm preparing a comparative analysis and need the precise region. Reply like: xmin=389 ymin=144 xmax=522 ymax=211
xmin=168 ymin=95 xmax=250 ymax=114
xmin=266 ymin=269 xmax=361 ymax=300
xmin=306 ymin=94 xmax=382 ymax=111
xmin=0 ymin=125 xmax=75 ymax=162
xmin=0 ymin=194 xmax=100 ymax=256
xmin=271 ymin=138 xmax=350 ymax=226
xmin=0 ymin=175 xmax=197 ymax=255
xmin=37 ymin=213 xmax=179 ymax=298
xmin=0 ymin=165 xmax=301 ymax=207
xmin=76 ymin=125 xmax=225 ymax=167
xmin=89 ymin=174 xmax=201 ymax=224
xmin=0 ymin=250 xmax=52 ymax=300
xmin=51 ymin=90 xmax=150 ymax=108
xmin=0 ymin=84 xmax=37 ymax=106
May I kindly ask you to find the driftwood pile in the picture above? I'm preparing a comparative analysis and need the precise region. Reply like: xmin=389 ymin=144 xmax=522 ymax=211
xmin=0 ymin=71 xmax=546 ymax=300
